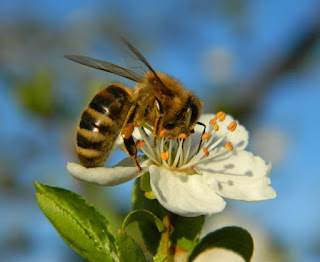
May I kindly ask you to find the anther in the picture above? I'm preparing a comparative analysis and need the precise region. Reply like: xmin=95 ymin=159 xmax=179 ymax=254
xmin=227 ymin=121 xmax=237 ymax=132
xmin=225 ymin=142 xmax=233 ymax=151
xmin=216 ymin=111 xmax=226 ymax=121
xmin=160 ymin=151 xmax=170 ymax=161
xmin=209 ymin=118 xmax=217 ymax=125
xmin=178 ymin=133 xmax=188 ymax=139
xmin=201 ymin=133 xmax=211 ymax=140
xmin=159 ymin=129 xmax=167 ymax=138
xmin=203 ymin=147 xmax=209 ymax=157
xmin=213 ymin=124 xmax=219 ymax=131
xmin=136 ymin=140 xmax=146 ymax=147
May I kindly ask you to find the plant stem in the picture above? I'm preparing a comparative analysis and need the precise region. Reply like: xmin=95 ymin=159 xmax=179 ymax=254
xmin=161 ymin=211 xmax=177 ymax=261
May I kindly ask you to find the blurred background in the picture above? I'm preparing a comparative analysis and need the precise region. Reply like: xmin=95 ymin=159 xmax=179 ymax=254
xmin=0 ymin=0 xmax=319 ymax=261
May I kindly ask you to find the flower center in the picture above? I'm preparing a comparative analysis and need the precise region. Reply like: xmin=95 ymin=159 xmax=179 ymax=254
xmin=136 ymin=112 xmax=238 ymax=172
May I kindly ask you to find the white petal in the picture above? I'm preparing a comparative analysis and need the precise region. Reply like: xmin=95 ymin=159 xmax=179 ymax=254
xmin=67 ymin=157 xmax=147 ymax=186
xmin=113 ymin=134 xmax=123 ymax=151
xmin=200 ymin=150 xmax=276 ymax=201
xmin=198 ymin=114 xmax=249 ymax=150
xmin=149 ymin=165 xmax=226 ymax=217
xmin=194 ymin=248 xmax=245 ymax=262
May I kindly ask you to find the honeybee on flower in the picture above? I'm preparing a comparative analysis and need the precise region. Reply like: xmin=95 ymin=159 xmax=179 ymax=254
xmin=67 ymin=111 xmax=276 ymax=217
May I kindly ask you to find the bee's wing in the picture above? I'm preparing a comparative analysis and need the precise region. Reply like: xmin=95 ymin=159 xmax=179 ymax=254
xmin=122 ymin=38 xmax=174 ymax=96
xmin=64 ymin=55 xmax=143 ymax=83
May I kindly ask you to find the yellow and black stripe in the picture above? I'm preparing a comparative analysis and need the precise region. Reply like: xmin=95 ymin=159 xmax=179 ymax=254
xmin=76 ymin=84 xmax=132 ymax=167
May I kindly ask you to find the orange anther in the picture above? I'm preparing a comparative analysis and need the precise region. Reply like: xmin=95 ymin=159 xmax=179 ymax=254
xmin=133 ymin=121 xmax=140 ymax=127
xmin=136 ymin=140 xmax=146 ymax=147
xmin=216 ymin=111 xmax=226 ymax=121
xmin=159 ymin=129 xmax=167 ymax=138
xmin=213 ymin=124 xmax=219 ymax=131
xmin=227 ymin=121 xmax=237 ymax=132
xmin=178 ymin=133 xmax=188 ymax=139
xmin=209 ymin=118 xmax=217 ymax=125
xmin=225 ymin=142 xmax=233 ymax=151
xmin=201 ymin=133 xmax=211 ymax=140
xmin=160 ymin=151 xmax=170 ymax=161
xmin=203 ymin=147 xmax=209 ymax=157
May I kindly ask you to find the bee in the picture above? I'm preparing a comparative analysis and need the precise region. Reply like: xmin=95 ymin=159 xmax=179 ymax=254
xmin=65 ymin=39 xmax=203 ymax=171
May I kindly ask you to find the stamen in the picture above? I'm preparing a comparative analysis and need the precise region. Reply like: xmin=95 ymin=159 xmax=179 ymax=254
xmin=159 ymin=129 xmax=167 ymax=138
xmin=227 ymin=121 xmax=237 ymax=132
xmin=225 ymin=142 xmax=233 ymax=151
xmin=137 ymin=127 xmax=158 ymax=162
xmin=216 ymin=111 xmax=226 ymax=121
xmin=160 ymin=151 xmax=170 ymax=161
xmin=201 ymin=133 xmax=211 ymax=140
xmin=209 ymin=118 xmax=217 ymax=125
xmin=203 ymin=147 xmax=209 ymax=157
xmin=178 ymin=133 xmax=188 ymax=139
xmin=136 ymin=140 xmax=146 ymax=147
xmin=183 ymin=136 xmax=192 ymax=165
xmin=213 ymin=124 xmax=219 ymax=131
xmin=168 ymin=139 xmax=173 ymax=165
xmin=172 ymin=140 xmax=183 ymax=167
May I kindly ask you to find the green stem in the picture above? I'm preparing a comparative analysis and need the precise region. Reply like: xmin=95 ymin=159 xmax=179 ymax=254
xmin=160 ymin=211 xmax=177 ymax=262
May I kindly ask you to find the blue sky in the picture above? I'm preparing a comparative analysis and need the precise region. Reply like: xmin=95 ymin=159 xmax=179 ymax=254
xmin=1 ymin=0 xmax=320 ymax=261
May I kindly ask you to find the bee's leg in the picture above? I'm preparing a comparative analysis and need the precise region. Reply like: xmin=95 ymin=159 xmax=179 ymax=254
xmin=153 ymin=97 xmax=164 ymax=147
xmin=121 ymin=104 xmax=142 ymax=172
xmin=196 ymin=121 xmax=206 ymax=153
xmin=123 ymin=135 xmax=142 ymax=172
xmin=153 ymin=115 xmax=163 ymax=147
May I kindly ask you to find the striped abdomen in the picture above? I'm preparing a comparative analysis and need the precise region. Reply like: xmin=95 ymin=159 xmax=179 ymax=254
xmin=76 ymin=84 xmax=133 ymax=167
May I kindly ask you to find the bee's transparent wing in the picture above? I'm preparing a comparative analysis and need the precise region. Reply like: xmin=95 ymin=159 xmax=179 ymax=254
xmin=122 ymin=38 xmax=174 ymax=96
xmin=64 ymin=55 xmax=143 ymax=83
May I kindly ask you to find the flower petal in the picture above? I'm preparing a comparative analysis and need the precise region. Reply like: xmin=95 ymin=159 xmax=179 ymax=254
xmin=67 ymin=157 xmax=148 ymax=186
xmin=149 ymin=165 xmax=226 ymax=217
xmin=198 ymin=114 xmax=249 ymax=150
xmin=200 ymin=150 xmax=276 ymax=201
xmin=113 ymin=134 xmax=123 ymax=151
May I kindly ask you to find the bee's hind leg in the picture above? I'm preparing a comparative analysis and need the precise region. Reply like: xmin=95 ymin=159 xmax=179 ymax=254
xmin=123 ymin=135 xmax=142 ymax=172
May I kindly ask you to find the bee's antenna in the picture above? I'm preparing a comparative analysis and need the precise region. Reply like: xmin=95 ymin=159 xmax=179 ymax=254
xmin=121 ymin=38 xmax=174 ymax=96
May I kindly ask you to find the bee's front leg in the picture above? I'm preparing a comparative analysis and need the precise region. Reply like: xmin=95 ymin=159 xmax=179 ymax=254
xmin=153 ymin=115 xmax=163 ymax=147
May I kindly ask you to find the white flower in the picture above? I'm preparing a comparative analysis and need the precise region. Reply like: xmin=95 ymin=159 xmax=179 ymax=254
xmin=67 ymin=113 xmax=276 ymax=217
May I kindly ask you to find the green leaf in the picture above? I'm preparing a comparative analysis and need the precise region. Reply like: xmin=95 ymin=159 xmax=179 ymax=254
xmin=35 ymin=182 xmax=118 ymax=262
xmin=153 ymin=254 xmax=167 ymax=262
xmin=117 ymin=229 xmax=147 ymax=262
xmin=122 ymin=209 xmax=165 ymax=233
xmin=140 ymin=172 xmax=156 ymax=199
xmin=144 ymin=191 xmax=156 ymax=199
xmin=188 ymin=226 xmax=254 ymax=262
xmin=171 ymin=216 xmax=204 ymax=254
xmin=132 ymin=178 xmax=166 ymax=255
